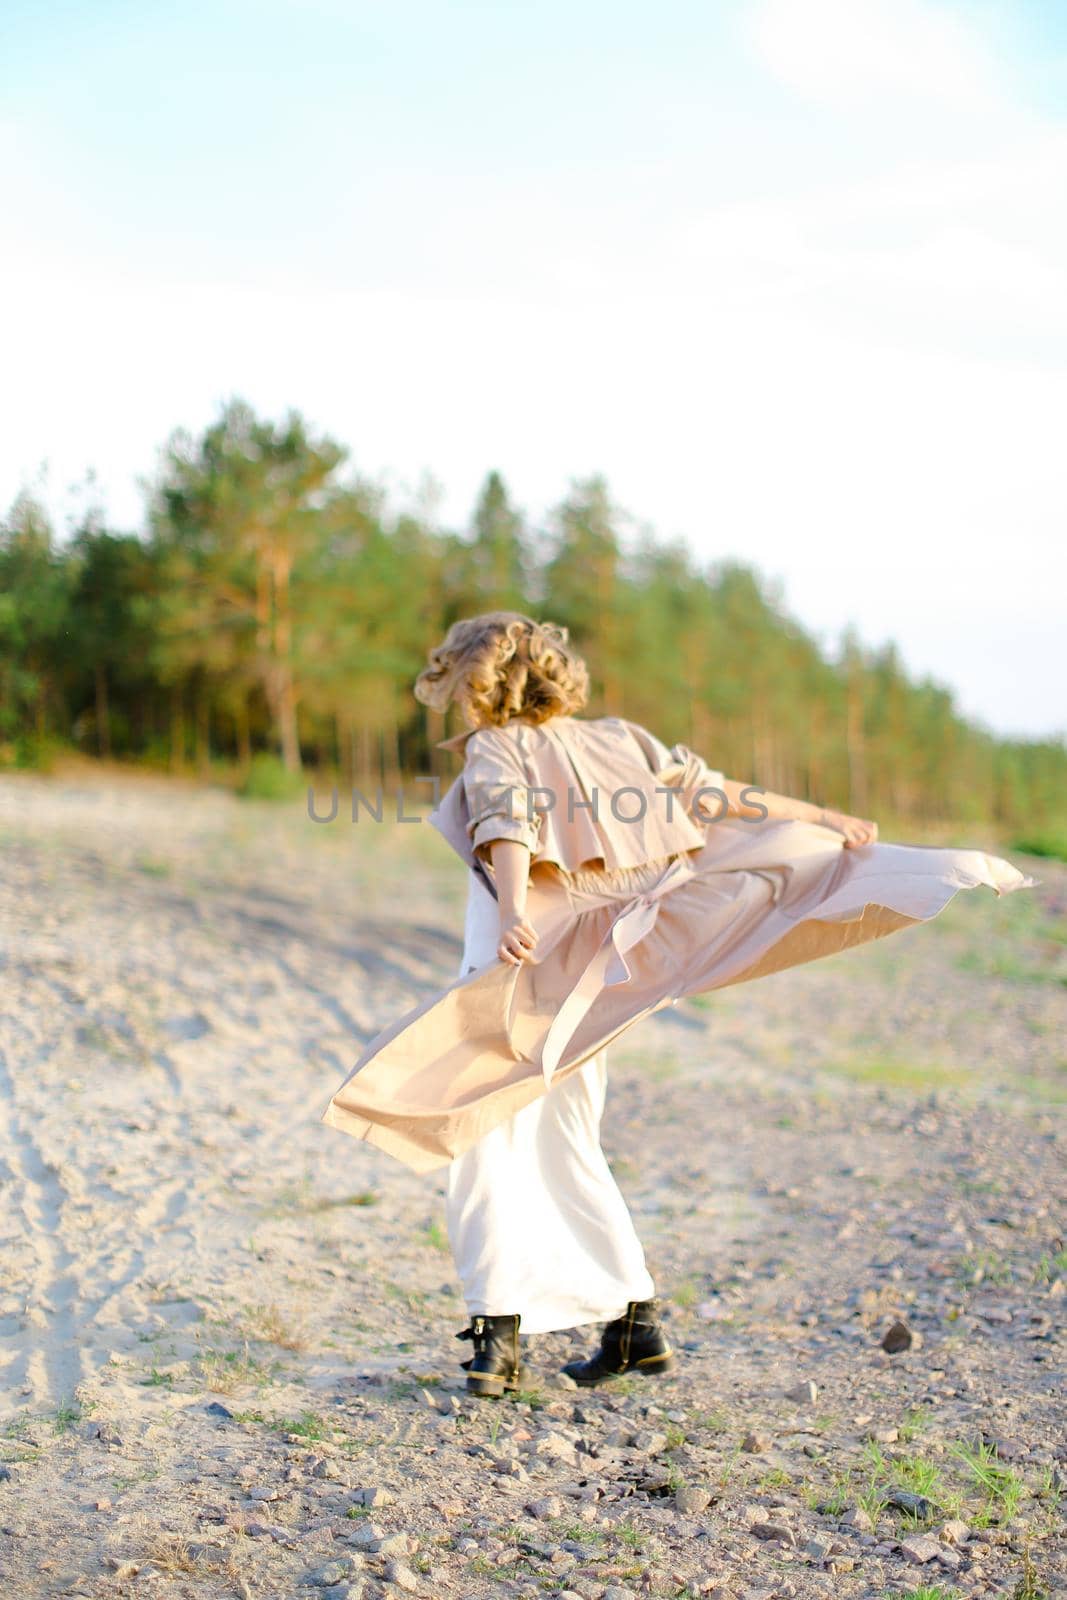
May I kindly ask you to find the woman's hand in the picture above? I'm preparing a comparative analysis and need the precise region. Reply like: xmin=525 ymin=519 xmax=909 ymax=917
xmin=819 ymin=808 xmax=879 ymax=848
xmin=498 ymin=916 xmax=539 ymax=967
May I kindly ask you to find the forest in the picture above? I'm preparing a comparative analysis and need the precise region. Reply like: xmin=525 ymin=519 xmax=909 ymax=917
xmin=1 ymin=397 xmax=1064 ymax=840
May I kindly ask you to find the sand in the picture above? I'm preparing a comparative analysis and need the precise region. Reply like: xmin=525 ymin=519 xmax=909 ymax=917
xmin=0 ymin=765 xmax=1064 ymax=1600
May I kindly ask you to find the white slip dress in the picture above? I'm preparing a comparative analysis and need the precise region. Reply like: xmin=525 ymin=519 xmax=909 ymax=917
xmin=444 ymin=868 xmax=656 ymax=1334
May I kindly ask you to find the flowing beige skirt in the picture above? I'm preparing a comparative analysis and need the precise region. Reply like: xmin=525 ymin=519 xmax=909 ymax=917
xmin=320 ymin=818 xmax=1034 ymax=1174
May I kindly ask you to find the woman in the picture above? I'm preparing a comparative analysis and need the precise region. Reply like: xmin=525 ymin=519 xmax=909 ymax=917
xmin=322 ymin=612 xmax=1033 ymax=1396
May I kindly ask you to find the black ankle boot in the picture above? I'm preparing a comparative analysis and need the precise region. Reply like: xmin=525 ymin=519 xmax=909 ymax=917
xmin=561 ymin=1298 xmax=675 ymax=1387
xmin=456 ymin=1313 xmax=523 ymax=1397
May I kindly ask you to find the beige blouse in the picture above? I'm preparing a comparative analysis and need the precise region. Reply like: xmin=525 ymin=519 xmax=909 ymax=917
xmin=430 ymin=714 xmax=727 ymax=884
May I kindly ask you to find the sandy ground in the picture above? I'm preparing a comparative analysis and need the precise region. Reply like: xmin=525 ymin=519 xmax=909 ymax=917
xmin=0 ymin=766 xmax=1064 ymax=1600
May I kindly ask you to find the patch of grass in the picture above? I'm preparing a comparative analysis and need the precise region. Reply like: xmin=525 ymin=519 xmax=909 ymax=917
xmin=858 ymin=1481 xmax=891 ymax=1522
xmin=1036 ymin=1248 xmax=1067 ymax=1286
xmin=196 ymin=1344 xmax=277 ymax=1394
xmin=1010 ymin=830 xmax=1067 ymax=863
xmin=717 ymin=1441 xmax=744 ymax=1490
xmin=883 ymin=1588 xmax=962 ymax=1600
xmin=953 ymin=1248 xmax=1014 ymax=1288
xmin=1033 ymin=1463 xmax=1062 ymax=1513
xmin=237 ymin=754 xmax=306 ymax=802
xmin=305 ymin=1189 xmax=378 ymax=1211
xmin=511 ymin=1386 xmax=546 ymax=1409
xmin=672 ymin=1277 xmax=701 ymax=1310
xmin=817 ymin=1054 xmax=966 ymax=1092
xmin=110 ymin=1469 xmax=161 ymax=1491
xmin=549 ymin=1517 xmax=606 ymax=1545
xmin=758 ymin=1467 xmax=792 ymax=1490
xmin=806 ymin=1469 xmax=851 ymax=1515
xmin=273 ymin=1409 xmax=331 ymax=1441
xmin=420 ymin=1219 xmax=449 ymax=1253
xmin=692 ymin=1407 xmax=729 ymax=1435
xmin=241 ymin=1303 xmax=308 ymax=1352
xmin=138 ymin=1530 xmax=200 ymax=1574
xmin=1012 ymin=1542 xmax=1051 ymax=1600
xmin=647 ymin=1054 xmax=682 ymax=1083
xmin=957 ymin=948 xmax=1065 ymax=986
xmin=51 ymin=1400 xmax=83 ymax=1434
xmin=898 ymin=1407 xmax=934 ymax=1443
xmin=382 ymin=1282 xmax=431 ymax=1313
xmin=950 ymin=1438 xmax=1024 ymax=1526
xmin=385 ymin=1377 xmax=425 ymax=1403
xmin=135 ymin=856 xmax=171 ymax=877
xmin=139 ymin=1368 xmax=175 ymax=1387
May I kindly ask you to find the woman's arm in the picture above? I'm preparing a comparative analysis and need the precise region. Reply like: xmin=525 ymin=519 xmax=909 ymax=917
xmin=489 ymin=838 xmax=539 ymax=965
xmin=714 ymin=778 xmax=878 ymax=848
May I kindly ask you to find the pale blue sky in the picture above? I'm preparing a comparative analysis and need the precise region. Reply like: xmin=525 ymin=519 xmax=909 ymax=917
xmin=3 ymin=0 xmax=1065 ymax=737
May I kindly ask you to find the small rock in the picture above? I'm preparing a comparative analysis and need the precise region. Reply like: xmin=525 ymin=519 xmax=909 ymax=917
xmin=247 ymin=1486 xmax=280 ymax=1502
xmin=936 ymin=1546 xmax=962 ymax=1570
xmin=630 ymin=1429 xmax=668 ymax=1454
xmin=900 ymin=1534 xmax=942 ymax=1564
xmin=741 ymin=1431 xmax=771 ymax=1453
xmin=306 ymin=1559 xmax=359 ymax=1586
xmin=534 ymin=1431 xmax=579 ymax=1464
xmin=519 ymin=1538 xmax=555 ymax=1560
xmin=105 ymin=1561 xmax=140 ymax=1581
xmin=886 ymin=1488 xmax=935 ymax=1518
xmin=938 ymin=1518 xmax=970 ymax=1546
xmin=382 ymin=1560 xmax=419 ymax=1592
xmin=323 ymin=1586 xmax=365 ymax=1600
xmin=602 ymin=1589 xmax=638 ymax=1600
xmin=750 ymin=1521 xmax=796 ymax=1545
xmin=675 ymin=1485 xmax=712 ymax=1516
xmin=839 ymin=1507 xmax=874 ymax=1533
xmin=526 ymin=1495 xmax=564 ymax=1520
xmin=204 ymin=1400 xmax=234 ymax=1419
xmin=346 ymin=1522 xmax=385 ymax=1549
xmin=984 ymin=1434 xmax=1027 ymax=1461
xmin=357 ymin=1486 xmax=394 ymax=1507
xmin=881 ymin=1319 xmax=919 ymax=1353
xmin=784 ymin=1380 xmax=818 ymax=1404
xmin=313 ymin=1457 xmax=344 ymax=1480
xmin=376 ymin=1532 xmax=416 ymax=1558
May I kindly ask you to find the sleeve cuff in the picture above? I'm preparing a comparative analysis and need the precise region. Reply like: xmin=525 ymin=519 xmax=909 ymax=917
xmin=469 ymin=814 xmax=541 ymax=855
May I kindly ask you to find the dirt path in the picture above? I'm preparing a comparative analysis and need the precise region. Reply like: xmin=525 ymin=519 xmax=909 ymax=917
xmin=1 ymin=770 xmax=1064 ymax=1600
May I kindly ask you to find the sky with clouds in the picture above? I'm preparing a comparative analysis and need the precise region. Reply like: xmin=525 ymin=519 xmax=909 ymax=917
xmin=2 ymin=0 xmax=1065 ymax=738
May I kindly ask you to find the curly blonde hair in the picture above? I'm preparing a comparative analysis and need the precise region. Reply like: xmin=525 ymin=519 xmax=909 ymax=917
xmin=414 ymin=612 xmax=589 ymax=728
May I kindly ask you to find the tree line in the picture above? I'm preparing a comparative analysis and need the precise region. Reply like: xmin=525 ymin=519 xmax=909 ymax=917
xmin=1 ymin=397 xmax=1063 ymax=831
